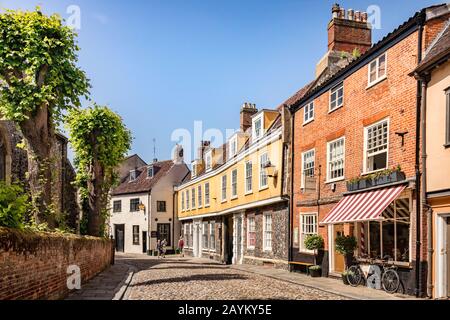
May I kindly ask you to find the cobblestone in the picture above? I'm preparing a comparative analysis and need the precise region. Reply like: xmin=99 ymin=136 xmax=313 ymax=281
xmin=121 ymin=254 xmax=346 ymax=300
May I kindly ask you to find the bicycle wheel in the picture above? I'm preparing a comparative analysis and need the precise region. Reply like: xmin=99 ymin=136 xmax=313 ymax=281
xmin=382 ymin=269 xmax=400 ymax=294
xmin=347 ymin=265 xmax=363 ymax=287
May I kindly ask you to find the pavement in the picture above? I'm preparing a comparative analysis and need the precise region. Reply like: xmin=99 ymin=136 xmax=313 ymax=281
xmin=64 ymin=253 xmax=419 ymax=300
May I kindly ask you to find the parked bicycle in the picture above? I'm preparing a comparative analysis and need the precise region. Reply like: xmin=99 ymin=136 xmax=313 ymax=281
xmin=346 ymin=255 xmax=401 ymax=294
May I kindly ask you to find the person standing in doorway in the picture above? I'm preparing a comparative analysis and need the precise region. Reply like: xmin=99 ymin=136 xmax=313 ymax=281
xmin=156 ymin=239 xmax=162 ymax=259
xmin=160 ymin=238 xmax=167 ymax=258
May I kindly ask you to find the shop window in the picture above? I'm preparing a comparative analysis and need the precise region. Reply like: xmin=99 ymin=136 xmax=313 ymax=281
xmin=299 ymin=213 xmax=318 ymax=253
xmin=358 ymin=198 xmax=410 ymax=263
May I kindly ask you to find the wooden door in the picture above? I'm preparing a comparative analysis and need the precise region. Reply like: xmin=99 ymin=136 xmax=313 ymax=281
xmin=334 ymin=225 xmax=345 ymax=273
xmin=142 ymin=231 xmax=147 ymax=253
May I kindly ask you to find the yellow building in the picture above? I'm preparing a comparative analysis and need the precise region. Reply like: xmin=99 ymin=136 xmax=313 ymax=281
xmin=413 ymin=23 xmax=450 ymax=299
xmin=175 ymin=103 xmax=291 ymax=268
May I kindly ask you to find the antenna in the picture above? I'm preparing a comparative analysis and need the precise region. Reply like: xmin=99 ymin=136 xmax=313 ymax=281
xmin=153 ymin=138 xmax=157 ymax=163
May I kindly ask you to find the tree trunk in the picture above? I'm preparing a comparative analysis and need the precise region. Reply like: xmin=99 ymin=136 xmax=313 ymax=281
xmin=87 ymin=161 xmax=105 ymax=237
xmin=19 ymin=103 xmax=56 ymax=227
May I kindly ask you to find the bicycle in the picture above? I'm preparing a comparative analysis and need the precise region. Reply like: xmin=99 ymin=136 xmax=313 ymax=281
xmin=346 ymin=255 xmax=401 ymax=294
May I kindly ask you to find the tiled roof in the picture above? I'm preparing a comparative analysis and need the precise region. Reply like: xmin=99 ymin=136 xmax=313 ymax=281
xmin=111 ymin=160 xmax=174 ymax=196
xmin=415 ymin=20 xmax=450 ymax=73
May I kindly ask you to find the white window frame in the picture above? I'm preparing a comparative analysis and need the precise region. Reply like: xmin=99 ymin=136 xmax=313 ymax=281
xmin=186 ymin=190 xmax=190 ymax=210
xmin=368 ymin=52 xmax=387 ymax=87
xmin=326 ymin=137 xmax=345 ymax=183
xmin=191 ymin=161 xmax=197 ymax=178
xmin=191 ymin=187 xmax=196 ymax=209
xmin=231 ymin=168 xmax=238 ymax=199
xmin=221 ymin=174 xmax=227 ymax=202
xmin=245 ymin=160 xmax=253 ymax=194
xmin=259 ymin=152 xmax=269 ymax=190
xmin=129 ymin=169 xmax=137 ymax=182
xmin=229 ymin=135 xmax=238 ymax=159
xmin=301 ymin=149 xmax=315 ymax=189
xmin=197 ymin=185 xmax=203 ymax=208
xmin=263 ymin=212 xmax=272 ymax=252
xmin=247 ymin=216 xmax=256 ymax=249
xmin=202 ymin=222 xmax=209 ymax=251
xmin=363 ymin=118 xmax=390 ymax=174
xmin=299 ymin=213 xmax=318 ymax=253
xmin=204 ymin=182 xmax=210 ymax=207
xmin=205 ymin=150 xmax=213 ymax=172
xmin=303 ymin=101 xmax=314 ymax=125
xmin=147 ymin=165 xmax=154 ymax=178
xmin=181 ymin=192 xmax=185 ymax=211
xmin=252 ymin=114 xmax=264 ymax=141
xmin=329 ymin=82 xmax=344 ymax=112
xmin=209 ymin=222 xmax=216 ymax=251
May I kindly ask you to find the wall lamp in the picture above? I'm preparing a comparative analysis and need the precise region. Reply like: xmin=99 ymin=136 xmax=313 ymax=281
xmin=264 ymin=161 xmax=278 ymax=178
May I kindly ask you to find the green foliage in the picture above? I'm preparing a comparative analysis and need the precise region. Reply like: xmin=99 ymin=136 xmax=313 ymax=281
xmin=66 ymin=104 xmax=132 ymax=194
xmin=304 ymin=234 xmax=324 ymax=251
xmin=348 ymin=165 xmax=403 ymax=184
xmin=335 ymin=235 xmax=357 ymax=256
xmin=0 ymin=8 xmax=90 ymax=123
xmin=0 ymin=182 xmax=29 ymax=229
xmin=309 ymin=265 xmax=322 ymax=271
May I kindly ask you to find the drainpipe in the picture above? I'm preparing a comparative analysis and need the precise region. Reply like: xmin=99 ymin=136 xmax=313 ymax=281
xmin=289 ymin=107 xmax=295 ymax=266
xmin=414 ymin=19 xmax=424 ymax=298
xmin=418 ymin=74 xmax=433 ymax=298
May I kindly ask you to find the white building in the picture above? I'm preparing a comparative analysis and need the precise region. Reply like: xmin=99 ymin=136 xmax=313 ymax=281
xmin=109 ymin=147 xmax=189 ymax=254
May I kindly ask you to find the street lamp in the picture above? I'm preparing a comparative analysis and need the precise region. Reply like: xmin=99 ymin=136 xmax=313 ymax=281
xmin=264 ymin=161 xmax=278 ymax=178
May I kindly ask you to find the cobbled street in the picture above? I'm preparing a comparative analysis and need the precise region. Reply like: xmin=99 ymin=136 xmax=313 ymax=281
xmin=118 ymin=254 xmax=347 ymax=300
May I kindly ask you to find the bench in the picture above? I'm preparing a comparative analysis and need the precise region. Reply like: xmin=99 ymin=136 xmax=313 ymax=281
xmin=289 ymin=261 xmax=314 ymax=275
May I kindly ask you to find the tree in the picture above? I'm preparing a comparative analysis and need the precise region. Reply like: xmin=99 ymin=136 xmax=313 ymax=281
xmin=66 ymin=105 xmax=131 ymax=237
xmin=0 ymin=8 xmax=90 ymax=225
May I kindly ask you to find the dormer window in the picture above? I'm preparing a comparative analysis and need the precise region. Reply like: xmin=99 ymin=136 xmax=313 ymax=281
xmin=147 ymin=165 xmax=154 ymax=178
xmin=229 ymin=135 xmax=238 ymax=159
xmin=205 ymin=150 xmax=212 ymax=172
xmin=129 ymin=170 xmax=137 ymax=182
xmin=252 ymin=114 xmax=264 ymax=141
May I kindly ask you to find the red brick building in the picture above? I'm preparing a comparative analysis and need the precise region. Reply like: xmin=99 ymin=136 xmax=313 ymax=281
xmin=285 ymin=4 xmax=450 ymax=297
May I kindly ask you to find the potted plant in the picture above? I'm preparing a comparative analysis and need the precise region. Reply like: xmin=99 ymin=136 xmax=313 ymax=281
xmin=358 ymin=176 xmax=372 ymax=189
xmin=335 ymin=235 xmax=357 ymax=283
xmin=389 ymin=165 xmax=406 ymax=183
xmin=346 ymin=178 xmax=359 ymax=192
xmin=309 ymin=265 xmax=322 ymax=278
xmin=304 ymin=234 xmax=325 ymax=277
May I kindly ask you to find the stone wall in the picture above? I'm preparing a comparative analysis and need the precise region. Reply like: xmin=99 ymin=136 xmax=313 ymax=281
xmin=0 ymin=227 xmax=114 ymax=300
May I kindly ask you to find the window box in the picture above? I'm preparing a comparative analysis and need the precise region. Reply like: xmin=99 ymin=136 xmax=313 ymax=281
xmin=347 ymin=166 xmax=406 ymax=192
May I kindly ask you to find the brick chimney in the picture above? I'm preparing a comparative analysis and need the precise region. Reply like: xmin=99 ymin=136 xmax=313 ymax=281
xmin=197 ymin=140 xmax=211 ymax=161
xmin=240 ymin=103 xmax=258 ymax=133
xmin=316 ymin=4 xmax=372 ymax=78
xmin=328 ymin=3 xmax=372 ymax=54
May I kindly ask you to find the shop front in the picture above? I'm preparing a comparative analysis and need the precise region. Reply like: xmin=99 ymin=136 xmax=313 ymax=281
xmin=323 ymin=184 xmax=416 ymax=294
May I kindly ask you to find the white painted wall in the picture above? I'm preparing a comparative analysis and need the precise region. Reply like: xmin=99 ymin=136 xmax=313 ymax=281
xmin=109 ymin=192 xmax=149 ymax=254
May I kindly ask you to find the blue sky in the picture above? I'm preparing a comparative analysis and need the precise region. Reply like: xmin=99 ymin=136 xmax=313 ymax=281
xmin=0 ymin=0 xmax=440 ymax=164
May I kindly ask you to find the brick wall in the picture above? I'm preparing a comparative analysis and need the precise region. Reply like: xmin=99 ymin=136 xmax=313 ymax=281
xmin=0 ymin=227 xmax=114 ymax=300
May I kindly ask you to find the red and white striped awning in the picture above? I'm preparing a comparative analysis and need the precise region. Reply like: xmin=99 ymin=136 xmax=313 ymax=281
xmin=321 ymin=185 xmax=406 ymax=225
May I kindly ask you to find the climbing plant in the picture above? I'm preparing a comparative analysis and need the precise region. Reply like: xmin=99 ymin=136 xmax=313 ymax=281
xmin=0 ymin=8 xmax=90 ymax=226
xmin=66 ymin=105 xmax=131 ymax=237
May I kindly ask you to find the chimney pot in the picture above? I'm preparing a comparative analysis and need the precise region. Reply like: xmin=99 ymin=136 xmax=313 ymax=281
xmin=339 ymin=8 xmax=345 ymax=19
xmin=348 ymin=9 xmax=354 ymax=20
xmin=354 ymin=11 xmax=361 ymax=21
xmin=362 ymin=12 xmax=368 ymax=22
